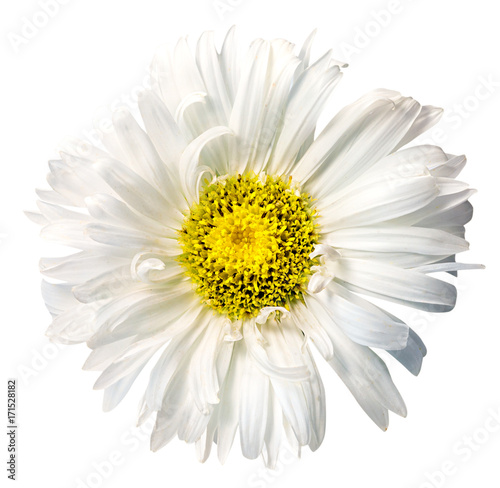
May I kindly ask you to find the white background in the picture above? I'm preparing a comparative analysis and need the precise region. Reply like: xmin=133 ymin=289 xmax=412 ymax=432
xmin=1 ymin=1 xmax=498 ymax=487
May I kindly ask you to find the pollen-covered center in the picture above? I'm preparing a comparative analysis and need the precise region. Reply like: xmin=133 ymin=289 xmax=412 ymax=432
xmin=178 ymin=173 xmax=318 ymax=319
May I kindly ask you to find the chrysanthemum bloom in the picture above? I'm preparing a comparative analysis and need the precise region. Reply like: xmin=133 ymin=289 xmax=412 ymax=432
xmin=30 ymin=29 xmax=480 ymax=466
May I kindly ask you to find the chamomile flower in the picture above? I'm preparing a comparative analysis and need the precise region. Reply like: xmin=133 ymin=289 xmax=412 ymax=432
xmin=29 ymin=28 xmax=480 ymax=466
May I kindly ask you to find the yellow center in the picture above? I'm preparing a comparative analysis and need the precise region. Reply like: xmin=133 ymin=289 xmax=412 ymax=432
xmin=178 ymin=173 xmax=318 ymax=319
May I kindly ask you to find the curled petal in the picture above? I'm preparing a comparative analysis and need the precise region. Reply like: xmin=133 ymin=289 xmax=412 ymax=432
xmin=243 ymin=321 xmax=309 ymax=382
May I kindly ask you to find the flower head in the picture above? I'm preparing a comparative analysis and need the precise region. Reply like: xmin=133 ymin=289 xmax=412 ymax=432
xmin=30 ymin=28 xmax=480 ymax=466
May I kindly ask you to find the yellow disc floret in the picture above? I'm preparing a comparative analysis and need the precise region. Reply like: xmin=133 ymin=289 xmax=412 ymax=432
xmin=178 ymin=173 xmax=318 ymax=319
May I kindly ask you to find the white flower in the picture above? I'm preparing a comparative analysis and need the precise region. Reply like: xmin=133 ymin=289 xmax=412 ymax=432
xmin=29 ymin=28 xmax=480 ymax=467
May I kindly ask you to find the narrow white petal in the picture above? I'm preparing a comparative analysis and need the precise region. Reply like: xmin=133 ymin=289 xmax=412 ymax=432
xmin=387 ymin=328 xmax=427 ymax=376
xmin=112 ymin=109 xmax=182 ymax=205
xmin=326 ymin=226 xmax=469 ymax=256
xmin=239 ymin=355 xmax=269 ymax=459
xmin=72 ymin=265 xmax=131 ymax=303
xmin=307 ymin=295 xmax=407 ymax=422
xmin=308 ymin=283 xmax=409 ymax=351
xmin=251 ymin=57 xmax=301 ymax=173
xmin=269 ymin=55 xmax=342 ymax=174
xmin=93 ymin=344 xmax=161 ymax=390
xmin=291 ymin=301 xmax=333 ymax=360
xmin=85 ymin=222 xmax=178 ymax=255
xmin=138 ymin=89 xmax=187 ymax=170
xmin=297 ymin=92 xmax=421 ymax=195
xmin=319 ymin=172 xmax=438 ymax=233
xmin=102 ymin=367 xmax=142 ymax=412
xmin=41 ymin=281 xmax=79 ymax=314
xmin=296 ymin=29 xmax=316 ymax=71
xmin=228 ymin=38 xmax=271 ymax=174
xmin=145 ymin=310 xmax=207 ymax=411
xmin=46 ymin=303 xmax=97 ymax=344
xmin=36 ymin=188 xmax=70 ymax=206
xmin=413 ymin=262 xmax=484 ymax=273
xmin=37 ymin=200 xmax=90 ymax=223
xmin=219 ymin=26 xmax=240 ymax=105
xmin=41 ymin=220 xmax=96 ymax=251
xmin=83 ymin=337 xmax=135 ymax=371
xmin=40 ymin=251 xmax=127 ymax=282
xmin=217 ymin=340 xmax=246 ymax=464
xmin=394 ymin=105 xmax=443 ymax=150
xmin=25 ymin=210 xmax=49 ymax=226
xmin=263 ymin=387 xmax=283 ymax=469
xmin=333 ymin=257 xmax=457 ymax=312
xmin=196 ymin=31 xmax=232 ymax=124
xmin=261 ymin=320 xmax=311 ymax=446
xmin=389 ymin=188 xmax=476 ymax=227
xmin=280 ymin=322 xmax=326 ymax=450
xmin=93 ymin=157 xmax=181 ymax=228
xmin=189 ymin=315 xmax=226 ymax=412
xmin=430 ymin=154 xmax=467 ymax=178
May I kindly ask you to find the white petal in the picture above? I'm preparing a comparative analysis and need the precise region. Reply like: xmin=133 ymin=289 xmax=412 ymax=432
xmin=280 ymin=322 xmax=326 ymax=450
xmin=291 ymin=301 xmax=333 ymax=360
xmin=263 ymin=388 xmax=283 ymax=469
xmin=37 ymin=200 xmax=90 ymax=222
xmin=389 ymin=188 xmax=476 ymax=227
xmin=228 ymin=38 xmax=271 ymax=174
xmin=102 ymin=367 xmax=143 ymax=412
xmin=83 ymin=337 xmax=135 ymax=371
xmin=93 ymin=157 xmax=181 ymax=228
xmin=85 ymin=222 xmax=178 ymax=255
xmin=93 ymin=343 xmax=161 ymax=390
xmin=91 ymin=289 xmax=198 ymax=346
xmin=112 ymin=109 xmax=182 ymax=204
xmin=41 ymin=280 xmax=79 ymax=314
xmin=394 ymin=105 xmax=443 ymax=150
xmin=387 ymin=328 xmax=427 ymax=376
xmin=333 ymin=257 xmax=457 ymax=312
xmin=297 ymin=92 xmax=421 ymax=195
xmin=196 ymin=31 xmax=232 ymax=124
xmin=307 ymin=295 xmax=407 ymax=424
xmin=145 ymin=311 xmax=207 ymax=411
xmin=296 ymin=29 xmax=316 ymax=71
xmin=150 ymin=43 xmax=182 ymax=116
xmin=318 ymin=171 xmax=438 ymax=233
xmin=24 ymin=210 xmax=49 ymax=226
xmin=46 ymin=303 xmax=97 ymax=344
xmin=269 ymin=54 xmax=342 ymax=174
xmin=243 ymin=320 xmax=309 ymax=381
xmin=255 ymin=306 xmax=289 ymax=325
xmin=430 ymin=154 xmax=467 ymax=178
xmin=412 ymin=262 xmax=484 ymax=273
xmin=309 ymin=283 xmax=409 ymax=350
xmin=85 ymin=193 xmax=175 ymax=237
xmin=217 ymin=340 xmax=246 ymax=464
xmin=137 ymin=90 xmax=187 ymax=171
xmin=41 ymin=220 xmax=96 ymax=251
xmin=250 ymin=56 xmax=301 ymax=173
xmin=219 ymin=26 xmax=241 ymax=106
xmin=39 ymin=251 xmax=127 ymax=282
xmin=326 ymin=226 xmax=469 ymax=256
xmin=260 ymin=320 xmax=311 ymax=446
xmin=72 ymin=265 xmax=132 ymax=303
xmin=179 ymin=126 xmax=233 ymax=202
xmin=239 ymin=354 xmax=269 ymax=459
xmin=336 ymin=249 xmax=450 ymax=268
xmin=189 ymin=315 xmax=226 ymax=412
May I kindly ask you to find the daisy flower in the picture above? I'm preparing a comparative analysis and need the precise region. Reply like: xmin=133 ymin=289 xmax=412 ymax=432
xmin=29 ymin=28 xmax=479 ymax=466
